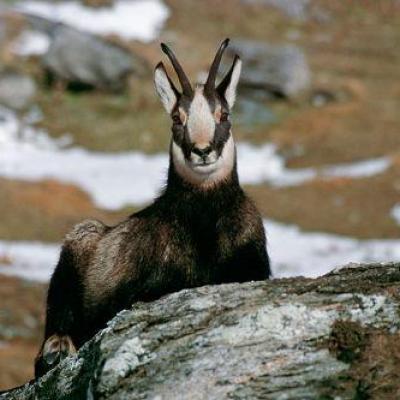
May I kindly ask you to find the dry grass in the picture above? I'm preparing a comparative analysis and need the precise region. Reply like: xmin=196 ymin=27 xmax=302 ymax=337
xmin=2 ymin=0 xmax=399 ymax=241
xmin=0 ymin=276 xmax=45 ymax=391
xmin=0 ymin=178 xmax=136 ymax=242
xmin=246 ymin=163 xmax=400 ymax=239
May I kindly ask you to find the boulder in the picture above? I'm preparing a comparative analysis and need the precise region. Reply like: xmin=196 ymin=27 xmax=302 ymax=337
xmin=242 ymin=0 xmax=310 ymax=20
xmin=0 ymin=70 xmax=36 ymax=110
xmin=41 ymin=25 xmax=142 ymax=91
xmin=227 ymin=39 xmax=311 ymax=98
xmin=241 ymin=0 xmax=330 ymax=23
xmin=1 ymin=262 xmax=400 ymax=399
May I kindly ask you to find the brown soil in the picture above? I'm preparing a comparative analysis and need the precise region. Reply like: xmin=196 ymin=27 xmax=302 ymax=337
xmin=0 ymin=275 xmax=46 ymax=391
xmin=0 ymin=178 xmax=136 ymax=242
xmin=246 ymin=163 xmax=400 ymax=239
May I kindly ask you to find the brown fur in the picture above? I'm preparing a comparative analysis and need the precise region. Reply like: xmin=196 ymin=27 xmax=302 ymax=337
xmin=34 ymin=39 xmax=270 ymax=379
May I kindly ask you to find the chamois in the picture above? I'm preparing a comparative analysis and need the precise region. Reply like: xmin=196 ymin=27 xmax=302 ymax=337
xmin=35 ymin=39 xmax=270 ymax=378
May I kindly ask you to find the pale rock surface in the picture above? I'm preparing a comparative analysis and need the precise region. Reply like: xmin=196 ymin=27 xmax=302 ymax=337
xmin=1 ymin=263 xmax=400 ymax=399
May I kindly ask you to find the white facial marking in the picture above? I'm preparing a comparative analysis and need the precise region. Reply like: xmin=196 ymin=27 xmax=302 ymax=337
xmin=172 ymin=135 xmax=235 ymax=188
xmin=187 ymin=87 xmax=215 ymax=148
xmin=190 ymin=148 xmax=218 ymax=167
xmin=154 ymin=65 xmax=177 ymax=114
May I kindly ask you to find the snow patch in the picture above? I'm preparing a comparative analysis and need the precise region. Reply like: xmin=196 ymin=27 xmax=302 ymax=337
xmin=267 ymin=219 xmax=400 ymax=278
xmin=11 ymin=30 xmax=51 ymax=56
xmin=239 ymin=142 xmax=391 ymax=186
xmin=0 ymin=109 xmax=392 ymax=210
xmin=0 ymin=220 xmax=399 ymax=282
xmin=16 ymin=0 xmax=170 ymax=41
xmin=1 ymin=108 xmax=399 ymax=282
xmin=390 ymin=204 xmax=400 ymax=226
xmin=0 ymin=240 xmax=60 ymax=281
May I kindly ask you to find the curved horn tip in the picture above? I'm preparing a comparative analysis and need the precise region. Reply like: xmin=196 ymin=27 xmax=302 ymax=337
xmin=160 ymin=42 xmax=170 ymax=54
xmin=160 ymin=43 xmax=172 ymax=56
xmin=221 ymin=38 xmax=230 ymax=49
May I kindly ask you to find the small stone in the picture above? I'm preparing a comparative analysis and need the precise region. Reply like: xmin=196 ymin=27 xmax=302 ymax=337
xmin=227 ymin=39 xmax=311 ymax=98
xmin=41 ymin=25 xmax=146 ymax=91
xmin=0 ymin=70 xmax=36 ymax=110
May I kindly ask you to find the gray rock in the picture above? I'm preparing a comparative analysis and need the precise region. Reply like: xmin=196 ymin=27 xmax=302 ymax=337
xmin=41 ymin=25 xmax=141 ymax=91
xmin=227 ymin=39 xmax=311 ymax=98
xmin=242 ymin=0 xmax=310 ymax=19
xmin=0 ymin=70 xmax=36 ymax=110
xmin=21 ymin=13 xmax=58 ymax=36
xmin=2 ymin=262 xmax=400 ymax=399
xmin=240 ymin=0 xmax=331 ymax=23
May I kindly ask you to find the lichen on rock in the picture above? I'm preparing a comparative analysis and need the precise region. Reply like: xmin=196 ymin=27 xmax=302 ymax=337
xmin=1 ymin=263 xmax=400 ymax=399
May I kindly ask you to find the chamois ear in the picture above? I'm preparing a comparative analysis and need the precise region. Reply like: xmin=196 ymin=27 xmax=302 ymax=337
xmin=154 ymin=62 xmax=179 ymax=114
xmin=217 ymin=55 xmax=242 ymax=109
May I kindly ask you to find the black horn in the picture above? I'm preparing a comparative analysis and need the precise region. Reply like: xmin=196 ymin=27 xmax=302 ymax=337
xmin=204 ymin=38 xmax=230 ymax=96
xmin=161 ymin=43 xmax=193 ymax=97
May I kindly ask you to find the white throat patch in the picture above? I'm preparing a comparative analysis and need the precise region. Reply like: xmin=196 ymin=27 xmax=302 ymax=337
xmin=172 ymin=135 xmax=235 ymax=188
xmin=187 ymin=87 xmax=215 ymax=148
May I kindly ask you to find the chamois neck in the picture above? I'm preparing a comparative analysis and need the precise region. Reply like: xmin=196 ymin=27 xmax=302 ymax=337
xmin=163 ymin=159 xmax=243 ymax=210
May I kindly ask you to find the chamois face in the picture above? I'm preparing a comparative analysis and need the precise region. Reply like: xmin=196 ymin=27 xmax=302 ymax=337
xmin=154 ymin=39 xmax=242 ymax=187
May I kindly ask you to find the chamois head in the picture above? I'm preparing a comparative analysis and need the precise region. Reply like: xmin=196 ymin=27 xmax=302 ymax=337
xmin=154 ymin=38 xmax=242 ymax=187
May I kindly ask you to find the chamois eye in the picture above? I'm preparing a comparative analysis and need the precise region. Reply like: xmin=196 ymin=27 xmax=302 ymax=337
xmin=172 ymin=115 xmax=181 ymax=125
xmin=220 ymin=112 xmax=229 ymax=122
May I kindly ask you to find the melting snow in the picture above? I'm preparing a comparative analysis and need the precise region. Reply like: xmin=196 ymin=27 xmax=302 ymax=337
xmin=0 ymin=241 xmax=59 ymax=281
xmin=0 ymin=220 xmax=399 ymax=282
xmin=391 ymin=204 xmax=400 ymax=226
xmin=11 ymin=30 xmax=51 ymax=56
xmin=266 ymin=219 xmax=400 ymax=278
xmin=0 ymin=108 xmax=392 ymax=210
xmin=0 ymin=107 xmax=398 ymax=281
xmin=15 ymin=0 xmax=170 ymax=41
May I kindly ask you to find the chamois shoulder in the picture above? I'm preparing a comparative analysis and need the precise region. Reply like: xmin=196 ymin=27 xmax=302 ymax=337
xmin=64 ymin=219 xmax=108 ymax=250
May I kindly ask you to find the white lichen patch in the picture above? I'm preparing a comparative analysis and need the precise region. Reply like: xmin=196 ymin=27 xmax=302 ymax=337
xmin=199 ymin=294 xmax=400 ymax=351
xmin=205 ymin=302 xmax=338 ymax=348
xmin=349 ymin=294 xmax=399 ymax=329
xmin=99 ymin=337 xmax=154 ymax=392
xmin=56 ymin=356 xmax=84 ymax=394
xmin=189 ymin=298 xmax=216 ymax=311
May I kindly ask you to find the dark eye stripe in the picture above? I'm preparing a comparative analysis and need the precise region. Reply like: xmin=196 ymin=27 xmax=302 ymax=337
xmin=172 ymin=115 xmax=181 ymax=124
xmin=220 ymin=112 xmax=229 ymax=122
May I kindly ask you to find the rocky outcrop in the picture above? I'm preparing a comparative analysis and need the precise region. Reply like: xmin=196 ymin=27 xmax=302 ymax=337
xmin=228 ymin=39 xmax=311 ymax=98
xmin=14 ymin=13 xmax=147 ymax=91
xmin=2 ymin=263 xmax=400 ymax=399
xmin=42 ymin=25 xmax=138 ymax=91
xmin=242 ymin=0 xmax=310 ymax=20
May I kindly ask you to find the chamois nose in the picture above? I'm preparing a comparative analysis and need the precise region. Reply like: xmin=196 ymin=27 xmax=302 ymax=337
xmin=192 ymin=146 xmax=212 ymax=158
